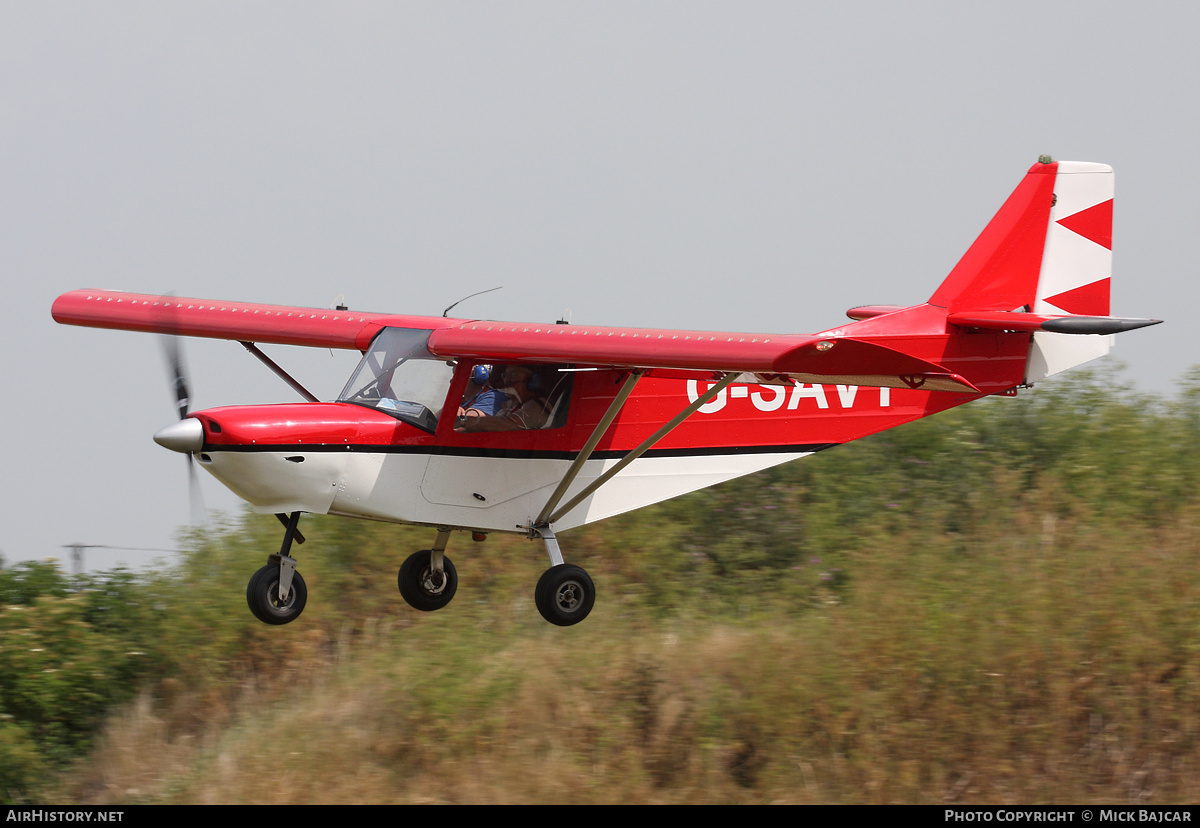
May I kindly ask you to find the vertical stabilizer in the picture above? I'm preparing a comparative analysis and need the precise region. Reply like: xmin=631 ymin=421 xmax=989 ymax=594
xmin=929 ymin=160 xmax=1057 ymax=314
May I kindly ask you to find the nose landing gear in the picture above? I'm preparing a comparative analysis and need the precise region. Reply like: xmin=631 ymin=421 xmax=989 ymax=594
xmin=246 ymin=511 xmax=307 ymax=625
xmin=246 ymin=558 xmax=308 ymax=625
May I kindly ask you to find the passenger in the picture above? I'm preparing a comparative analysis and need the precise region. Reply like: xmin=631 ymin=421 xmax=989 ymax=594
xmin=458 ymin=365 xmax=552 ymax=432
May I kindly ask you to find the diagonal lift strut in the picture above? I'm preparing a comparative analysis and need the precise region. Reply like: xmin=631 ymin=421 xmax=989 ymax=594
xmin=535 ymin=370 xmax=643 ymax=527
xmin=534 ymin=371 xmax=738 ymax=531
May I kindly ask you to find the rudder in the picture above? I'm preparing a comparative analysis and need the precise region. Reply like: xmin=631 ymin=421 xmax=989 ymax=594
xmin=1026 ymin=161 xmax=1114 ymax=382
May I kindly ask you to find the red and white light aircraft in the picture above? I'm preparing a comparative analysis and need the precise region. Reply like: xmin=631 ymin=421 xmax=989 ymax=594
xmin=53 ymin=158 xmax=1158 ymax=627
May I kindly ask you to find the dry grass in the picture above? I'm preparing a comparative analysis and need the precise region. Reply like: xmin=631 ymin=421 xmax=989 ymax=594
xmin=58 ymin=505 xmax=1200 ymax=804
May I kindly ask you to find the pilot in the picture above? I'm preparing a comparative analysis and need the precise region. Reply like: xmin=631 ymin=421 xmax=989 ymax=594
xmin=457 ymin=364 xmax=503 ymax=418
xmin=458 ymin=365 xmax=552 ymax=432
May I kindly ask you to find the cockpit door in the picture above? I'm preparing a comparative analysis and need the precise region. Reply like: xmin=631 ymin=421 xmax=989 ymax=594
xmin=421 ymin=362 xmax=577 ymax=510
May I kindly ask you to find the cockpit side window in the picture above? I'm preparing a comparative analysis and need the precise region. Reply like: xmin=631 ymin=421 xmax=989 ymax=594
xmin=454 ymin=363 xmax=573 ymax=433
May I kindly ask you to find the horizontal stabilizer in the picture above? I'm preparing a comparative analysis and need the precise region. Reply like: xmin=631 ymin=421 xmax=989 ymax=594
xmin=949 ymin=311 xmax=1162 ymax=335
xmin=846 ymin=305 xmax=907 ymax=321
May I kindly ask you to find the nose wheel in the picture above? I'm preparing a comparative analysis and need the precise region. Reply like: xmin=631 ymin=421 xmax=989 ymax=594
xmin=246 ymin=511 xmax=307 ymax=625
xmin=247 ymin=559 xmax=308 ymax=625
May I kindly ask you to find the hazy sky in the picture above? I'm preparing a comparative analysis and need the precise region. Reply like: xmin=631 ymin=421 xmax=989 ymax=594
xmin=2 ymin=1 xmax=1194 ymax=571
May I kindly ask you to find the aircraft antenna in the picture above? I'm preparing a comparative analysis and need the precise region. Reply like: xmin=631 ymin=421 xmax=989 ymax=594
xmin=443 ymin=286 xmax=502 ymax=317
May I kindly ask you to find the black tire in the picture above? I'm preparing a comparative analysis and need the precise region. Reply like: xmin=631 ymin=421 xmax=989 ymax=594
xmin=246 ymin=564 xmax=307 ymax=625
xmin=398 ymin=550 xmax=458 ymax=611
xmin=534 ymin=564 xmax=595 ymax=626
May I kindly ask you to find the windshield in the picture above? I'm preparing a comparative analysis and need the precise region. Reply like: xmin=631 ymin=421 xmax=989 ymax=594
xmin=338 ymin=328 xmax=454 ymax=433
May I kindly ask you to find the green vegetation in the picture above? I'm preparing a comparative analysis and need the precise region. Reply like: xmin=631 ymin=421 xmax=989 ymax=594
xmin=4 ymin=364 xmax=1200 ymax=803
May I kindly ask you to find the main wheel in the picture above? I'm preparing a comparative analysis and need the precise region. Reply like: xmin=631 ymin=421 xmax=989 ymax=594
xmin=398 ymin=550 xmax=458 ymax=611
xmin=246 ymin=564 xmax=307 ymax=625
xmin=534 ymin=564 xmax=595 ymax=626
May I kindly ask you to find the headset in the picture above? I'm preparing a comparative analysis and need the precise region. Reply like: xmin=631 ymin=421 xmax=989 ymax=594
xmin=471 ymin=364 xmax=493 ymax=385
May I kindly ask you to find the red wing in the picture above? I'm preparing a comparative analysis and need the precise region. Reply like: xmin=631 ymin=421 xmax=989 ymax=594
xmin=427 ymin=321 xmax=814 ymax=373
xmin=54 ymin=289 xmax=978 ymax=392
xmin=427 ymin=321 xmax=978 ymax=392
xmin=51 ymin=289 xmax=454 ymax=350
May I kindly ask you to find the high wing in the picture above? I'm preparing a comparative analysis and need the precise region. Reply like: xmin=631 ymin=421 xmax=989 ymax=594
xmin=51 ymin=289 xmax=978 ymax=393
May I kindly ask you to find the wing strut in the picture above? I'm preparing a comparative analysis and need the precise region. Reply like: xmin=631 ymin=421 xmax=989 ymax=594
xmin=537 ymin=372 xmax=739 ymax=529
xmin=535 ymin=370 xmax=644 ymax=527
xmin=240 ymin=341 xmax=319 ymax=402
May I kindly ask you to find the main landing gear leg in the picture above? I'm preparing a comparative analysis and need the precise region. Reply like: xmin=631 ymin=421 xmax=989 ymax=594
xmin=398 ymin=529 xmax=459 ymax=612
xmin=246 ymin=511 xmax=308 ymax=625
xmin=524 ymin=373 xmax=731 ymax=629
xmin=532 ymin=527 xmax=594 ymax=627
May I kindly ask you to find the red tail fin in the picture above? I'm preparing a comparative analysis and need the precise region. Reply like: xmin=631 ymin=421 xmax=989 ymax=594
xmin=929 ymin=160 xmax=1058 ymax=314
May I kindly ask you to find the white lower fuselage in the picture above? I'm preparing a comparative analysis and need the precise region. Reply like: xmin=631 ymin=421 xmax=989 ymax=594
xmin=198 ymin=447 xmax=817 ymax=534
